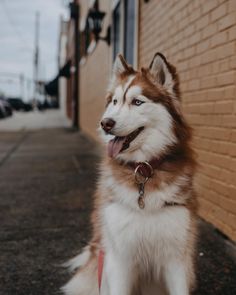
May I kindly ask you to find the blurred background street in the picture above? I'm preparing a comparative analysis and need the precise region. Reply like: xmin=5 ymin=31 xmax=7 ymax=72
xmin=0 ymin=120 xmax=100 ymax=295
xmin=0 ymin=110 xmax=70 ymax=131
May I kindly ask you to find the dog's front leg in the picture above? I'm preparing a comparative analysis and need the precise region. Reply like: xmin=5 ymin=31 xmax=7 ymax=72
xmin=102 ymin=251 xmax=133 ymax=295
xmin=163 ymin=259 xmax=189 ymax=295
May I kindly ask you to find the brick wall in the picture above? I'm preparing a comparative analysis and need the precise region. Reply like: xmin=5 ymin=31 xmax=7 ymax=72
xmin=139 ymin=0 xmax=236 ymax=240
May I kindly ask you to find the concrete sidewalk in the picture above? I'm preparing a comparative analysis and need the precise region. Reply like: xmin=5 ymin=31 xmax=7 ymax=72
xmin=0 ymin=110 xmax=71 ymax=131
xmin=0 ymin=128 xmax=101 ymax=295
xmin=0 ymin=128 xmax=235 ymax=295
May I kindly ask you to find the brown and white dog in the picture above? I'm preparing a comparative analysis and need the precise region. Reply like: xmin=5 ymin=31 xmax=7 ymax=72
xmin=62 ymin=53 xmax=198 ymax=295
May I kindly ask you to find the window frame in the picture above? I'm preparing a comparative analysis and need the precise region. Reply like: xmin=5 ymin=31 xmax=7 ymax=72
xmin=112 ymin=2 xmax=122 ymax=60
xmin=124 ymin=0 xmax=136 ymax=66
xmin=111 ymin=0 xmax=139 ymax=68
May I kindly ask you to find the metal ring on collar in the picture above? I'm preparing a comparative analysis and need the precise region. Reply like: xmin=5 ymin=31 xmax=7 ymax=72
xmin=134 ymin=161 xmax=154 ymax=184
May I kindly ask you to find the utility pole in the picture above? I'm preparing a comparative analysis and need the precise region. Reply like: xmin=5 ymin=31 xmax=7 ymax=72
xmin=70 ymin=1 xmax=80 ymax=129
xmin=27 ymin=79 xmax=31 ymax=102
xmin=19 ymin=73 xmax=24 ymax=101
xmin=74 ymin=2 xmax=80 ymax=129
xmin=33 ymin=11 xmax=40 ymax=104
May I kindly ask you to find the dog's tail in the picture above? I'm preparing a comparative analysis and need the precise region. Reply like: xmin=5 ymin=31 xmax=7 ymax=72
xmin=62 ymin=246 xmax=91 ymax=272
xmin=61 ymin=246 xmax=99 ymax=295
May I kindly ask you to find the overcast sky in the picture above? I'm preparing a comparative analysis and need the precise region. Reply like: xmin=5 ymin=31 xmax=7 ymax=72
xmin=0 ymin=0 xmax=68 ymax=100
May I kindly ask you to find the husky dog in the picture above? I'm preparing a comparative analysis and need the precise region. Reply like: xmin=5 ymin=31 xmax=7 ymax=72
xmin=62 ymin=53 xmax=197 ymax=295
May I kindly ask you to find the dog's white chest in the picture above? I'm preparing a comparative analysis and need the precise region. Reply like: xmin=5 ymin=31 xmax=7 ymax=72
xmin=102 ymin=202 xmax=190 ymax=261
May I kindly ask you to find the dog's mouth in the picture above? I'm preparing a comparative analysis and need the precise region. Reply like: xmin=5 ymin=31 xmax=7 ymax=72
xmin=108 ymin=127 xmax=144 ymax=158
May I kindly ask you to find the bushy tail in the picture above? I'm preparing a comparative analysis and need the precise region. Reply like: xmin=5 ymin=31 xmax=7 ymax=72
xmin=62 ymin=246 xmax=91 ymax=272
xmin=62 ymin=246 xmax=99 ymax=295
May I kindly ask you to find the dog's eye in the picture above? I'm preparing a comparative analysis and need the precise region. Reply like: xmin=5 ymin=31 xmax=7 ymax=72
xmin=132 ymin=98 xmax=144 ymax=106
xmin=113 ymin=99 xmax=117 ymax=105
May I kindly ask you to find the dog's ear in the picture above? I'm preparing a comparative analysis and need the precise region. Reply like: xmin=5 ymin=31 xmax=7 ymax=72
xmin=108 ymin=54 xmax=134 ymax=92
xmin=149 ymin=53 xmax=180 ymax=97
xmin=113 ymin=54 xmax=130 ymax=76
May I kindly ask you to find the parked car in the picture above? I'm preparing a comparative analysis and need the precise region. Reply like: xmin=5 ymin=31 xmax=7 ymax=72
xmin=23 ymin=102 xmax=33 ymax=112
xmin=7 ymin=98 xmax=25 ymax=110
xmin=0 ymin=97 xmax=13 ymax=116
xmin=7 ymin=98 xmax=32 ymax=112
xmin=0 ymin=100 xmax=6 ymax=118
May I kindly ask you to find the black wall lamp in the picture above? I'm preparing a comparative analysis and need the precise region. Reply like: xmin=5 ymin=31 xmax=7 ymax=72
xmin=70 ymin=1 xmax=79 ymax=19
xmin=87 ymin=9 xmax=111 ymax=46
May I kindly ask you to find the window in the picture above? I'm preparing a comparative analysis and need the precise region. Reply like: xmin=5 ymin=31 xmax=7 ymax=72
xmin=112 ymin=0 xmax=138 ymax=66
xmin=124 ymin=0 xmax=135 ymax=65
xmin=113 ymin=2 xmax=121 ymax=60
xmin=80 ymin=32 xmax=85 ymax=57
xmin=80 ymin=20 xmax=93 ymax=59
xmin=85 ymin=21 xmax=91 ymax=52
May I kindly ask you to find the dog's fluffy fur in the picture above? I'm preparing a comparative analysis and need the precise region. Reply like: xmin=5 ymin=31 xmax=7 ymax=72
xmin=62 ymin=53 xmax=198 ymax=295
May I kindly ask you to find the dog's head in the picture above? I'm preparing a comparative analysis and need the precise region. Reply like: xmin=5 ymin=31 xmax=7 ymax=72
xmin=99 ymin=53 xmax=191 ymax=163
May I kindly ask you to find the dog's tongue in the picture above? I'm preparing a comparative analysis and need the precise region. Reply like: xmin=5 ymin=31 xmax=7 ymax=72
xmin=108 ymin=136 xmax=126 ymax=158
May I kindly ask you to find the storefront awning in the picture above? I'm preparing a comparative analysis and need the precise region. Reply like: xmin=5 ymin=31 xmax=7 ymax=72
xmin=45 ymin=60 xmax=71 ymax=96
xmin=45 ymin=77 xmax=58 ymax=96
xmin=59 ymin=60 xmax=71 ymax=78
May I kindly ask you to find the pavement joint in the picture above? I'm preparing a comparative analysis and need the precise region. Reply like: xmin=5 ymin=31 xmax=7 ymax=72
xmin=0 ymin=131 xmax=29 ymax=168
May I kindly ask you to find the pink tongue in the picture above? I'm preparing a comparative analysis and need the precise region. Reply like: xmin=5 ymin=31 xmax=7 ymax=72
xmin=108 ymin=137 xmax=126 ymax=158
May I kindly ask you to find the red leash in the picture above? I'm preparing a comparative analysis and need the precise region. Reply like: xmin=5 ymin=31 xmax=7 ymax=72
xmin=98 ymin=250 xmax=105 ymax=291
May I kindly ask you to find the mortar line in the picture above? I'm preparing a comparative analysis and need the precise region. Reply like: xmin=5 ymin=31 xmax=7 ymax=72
xmin=0 ymin=131 xmax=30 ymax=168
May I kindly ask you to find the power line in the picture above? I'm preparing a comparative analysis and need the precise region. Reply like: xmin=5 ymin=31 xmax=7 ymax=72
xmin=0 ymin=72 xmax=19 ymax=78
xmin=0 ymin=72 xmax=33 ymax=83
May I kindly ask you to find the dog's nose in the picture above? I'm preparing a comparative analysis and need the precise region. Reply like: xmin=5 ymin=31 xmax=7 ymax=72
xmin=101 ymin=118 xmax=116 ymax=132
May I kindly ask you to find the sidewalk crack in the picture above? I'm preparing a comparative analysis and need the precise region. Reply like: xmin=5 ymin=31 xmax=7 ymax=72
xmin=0 ymin=132 xmax=30 ymax=168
